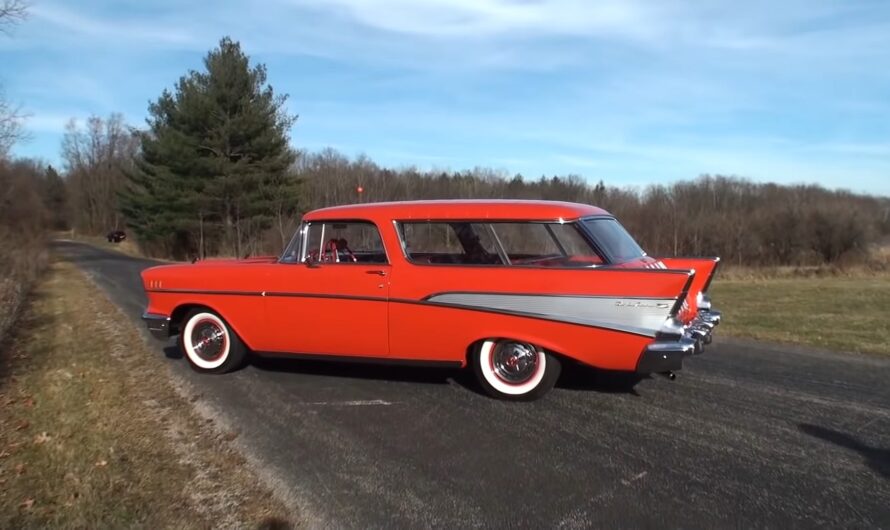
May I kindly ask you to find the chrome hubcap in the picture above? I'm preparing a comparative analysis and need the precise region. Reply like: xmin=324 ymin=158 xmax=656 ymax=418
xmin=191 ymin=321 xmax=225 ymax=360
xmin=491 ymin=341 xmax=539 ymax=383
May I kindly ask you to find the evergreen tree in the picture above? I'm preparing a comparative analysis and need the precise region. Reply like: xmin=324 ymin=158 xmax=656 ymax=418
xmin=122 ymin=37 xmax=300 ymax=258
xmin=42 ymin=165 xmax=69 ymax=230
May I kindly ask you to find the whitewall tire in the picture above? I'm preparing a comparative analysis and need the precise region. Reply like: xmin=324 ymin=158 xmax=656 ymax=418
xmin=179 ymin=310 xmax=247 ymax=374
xmin=473 ymin=339 xmax=561 ymax=400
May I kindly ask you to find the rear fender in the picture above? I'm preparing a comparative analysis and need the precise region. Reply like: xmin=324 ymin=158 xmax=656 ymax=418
xmin=659 ymin=257 xmax=720 ymax=320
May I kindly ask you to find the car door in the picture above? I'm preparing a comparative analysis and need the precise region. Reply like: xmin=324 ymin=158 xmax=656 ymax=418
xmin=263 ymin=220 xmax=391 ymax=358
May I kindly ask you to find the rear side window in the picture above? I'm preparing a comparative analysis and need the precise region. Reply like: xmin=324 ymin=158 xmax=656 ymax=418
xmin=582 ymin=218 xmax=645 ymax=262
xmin=490 ymin=223 xmax=560 ymax=263
xmin=400 ymin=222 xmax=502 ymax=265
xmin=399 ymin=221 xmax=604 ymax=267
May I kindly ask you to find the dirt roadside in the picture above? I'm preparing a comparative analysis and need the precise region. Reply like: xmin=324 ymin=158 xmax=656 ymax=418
xmin=0 ymin=260 xmax=296 ymax=529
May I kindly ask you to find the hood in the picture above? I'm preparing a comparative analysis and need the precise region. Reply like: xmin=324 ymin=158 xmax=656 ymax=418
xmin=140 ymin=255 xmax=278 ymax=292
xmin=187 ymin=255 xmax=279 ymax=266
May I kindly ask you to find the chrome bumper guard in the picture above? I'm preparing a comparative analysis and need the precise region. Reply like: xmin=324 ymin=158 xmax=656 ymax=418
xmin=142 ymin=312 xmax=171 ymax=340
xmin=636 ymin=304 xmax=721 ymax=374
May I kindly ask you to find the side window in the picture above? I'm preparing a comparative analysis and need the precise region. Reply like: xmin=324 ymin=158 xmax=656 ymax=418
xmin=400 ymin=222 xmax=503 ymax=265
xmin=303 ymin=221 xmax=387 ymax=264
xmin=490 ymin=223 xmax=561 ymax=263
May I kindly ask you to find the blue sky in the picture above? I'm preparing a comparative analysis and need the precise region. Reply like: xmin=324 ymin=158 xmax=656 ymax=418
xmin=1 ymin=0 xmax=889 ymax=194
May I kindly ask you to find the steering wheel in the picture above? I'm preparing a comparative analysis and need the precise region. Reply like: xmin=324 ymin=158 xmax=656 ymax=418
xmin=336 ymin=238 xmax=358 ymax=262
xmin=323 ymin=238 xmax=357 ymax=263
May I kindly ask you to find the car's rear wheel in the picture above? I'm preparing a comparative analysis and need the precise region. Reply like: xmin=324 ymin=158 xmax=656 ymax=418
xmin=472 ymin=339 xmax=561 ymax=400
xmin=179 ymin=309 xmax=247 ymax=374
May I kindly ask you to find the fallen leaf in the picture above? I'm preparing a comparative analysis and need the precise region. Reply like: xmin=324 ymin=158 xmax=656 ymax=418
xmin=20 ymin=498 xmax=34 ymax=510
xmin=0 ymin=451 xmax=10 ymax=458
xmin=23 ymin=398 xmax=35 ymax=408
xmin=34 ymin=432 xmax=51 ymax=445
xmin=15 ymin=463 xmax=25 ymax=475
xmin=94 ymin=460 xmax=107 ymax=468
xmin=15 ymin=420 xmax=29 ymax=431
xmin=223 ymin=430 xmax=239 ymax=441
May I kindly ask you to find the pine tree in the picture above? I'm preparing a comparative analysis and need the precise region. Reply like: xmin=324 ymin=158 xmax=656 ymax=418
xmin=122 ymin=37 xmax=300 ymax=258
xmin=42 ymin=165 xmax=69 ymax=230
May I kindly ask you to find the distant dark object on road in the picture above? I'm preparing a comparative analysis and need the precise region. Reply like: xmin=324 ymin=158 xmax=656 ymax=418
xmin=106 ymin=230 xmax=127 ymax=243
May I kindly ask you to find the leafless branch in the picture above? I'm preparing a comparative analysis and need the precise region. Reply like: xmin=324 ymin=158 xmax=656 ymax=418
xmin=0 ymin=0 xmax=28 ymax=33
xmin=0 ymin=92 xmax=30 ymax=160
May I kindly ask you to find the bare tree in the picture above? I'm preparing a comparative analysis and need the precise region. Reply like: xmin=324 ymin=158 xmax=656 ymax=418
xmin=0 ymin=89 xmax=28 ymax=160
xmin=0 ymin=0 xmax=27 ymax=29
xmin=0 ymin=1 xmax=29 ymax=158
xmin=63 ymin=114 xmax=138 ymax=234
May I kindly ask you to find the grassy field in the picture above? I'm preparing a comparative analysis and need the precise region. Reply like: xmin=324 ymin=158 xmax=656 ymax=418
xmin=0 ymin=261 xmax=292 ymax=529
xmin=710 ymin=274 xmax=890 ymax=355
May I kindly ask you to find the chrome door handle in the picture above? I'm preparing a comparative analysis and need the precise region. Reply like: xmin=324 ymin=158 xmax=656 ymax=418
xmin=366 ymin=270 xmax=387 ymax=276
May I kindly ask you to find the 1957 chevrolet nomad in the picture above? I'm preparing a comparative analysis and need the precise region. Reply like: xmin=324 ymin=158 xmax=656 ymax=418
xmin=141 ymin=200 xmax=721 ymax=400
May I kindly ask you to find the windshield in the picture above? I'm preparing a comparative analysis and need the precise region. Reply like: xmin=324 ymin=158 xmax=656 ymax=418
xmin=280 ymin=222 xmax=307 ymax=262
xmin=581 ymin=218 xmax=646 ymax=262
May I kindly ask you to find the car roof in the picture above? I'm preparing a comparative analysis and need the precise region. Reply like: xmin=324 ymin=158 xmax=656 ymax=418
xmin=304 ymin=200 xmax=611 ymax=222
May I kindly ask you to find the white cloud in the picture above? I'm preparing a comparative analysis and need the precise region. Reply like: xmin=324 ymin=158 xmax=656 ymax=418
xmin=293 ymin=0 xmax=657 ymax=39
xmin=3 ymin=0 xmax=888 ymax=194
xmin=24 ymin=112 xmax=72 ymax=134
xmin=29 ymin=3 xmax=196 ymax=46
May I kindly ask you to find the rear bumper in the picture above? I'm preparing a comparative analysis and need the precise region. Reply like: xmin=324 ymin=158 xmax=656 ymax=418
xmin=636 ymin=308 xmax=721 ymax=374
xmin=142 ymin=312 xmax=170 ymax=340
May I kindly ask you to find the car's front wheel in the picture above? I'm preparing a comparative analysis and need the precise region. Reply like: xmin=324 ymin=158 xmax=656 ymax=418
xmin=472 ymin=339 xmax=561 ymax=400
xmin=180 ymin=309 xmax=247 ymax=374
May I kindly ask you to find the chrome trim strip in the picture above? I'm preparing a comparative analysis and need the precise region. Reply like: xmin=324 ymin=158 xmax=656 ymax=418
xmin=422 ymin=291 xmax=675 ymax=302
xmin=145 ymin=289 xmax=672 ymax=337
xmin=148 ymin=288 xmax=676 ymax=303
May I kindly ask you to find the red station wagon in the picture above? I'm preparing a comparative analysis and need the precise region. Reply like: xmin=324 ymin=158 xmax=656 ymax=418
xmin=141 ymin=200 xmax=721 ymax=400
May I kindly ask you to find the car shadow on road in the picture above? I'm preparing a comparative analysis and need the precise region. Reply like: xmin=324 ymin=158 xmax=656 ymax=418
xmin=249 ymin=355 xmax=458 ymax=387
xmin=163 ymin=345 xmax=184 ymax=359
xmin=799 ymin=423 xmax=890 ymax=480
xmin=163 ymin=346 xmax=644 ymax=396
xmin=556 ymin=361 xmax=644 ymax=396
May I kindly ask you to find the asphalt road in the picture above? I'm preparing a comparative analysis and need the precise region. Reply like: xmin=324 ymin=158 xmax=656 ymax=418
xmin=54 ymin=240 xmax=890 ymax=529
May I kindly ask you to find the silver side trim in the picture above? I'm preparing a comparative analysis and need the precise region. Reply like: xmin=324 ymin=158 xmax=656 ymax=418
xmin=425 ymin=293 xmax=675 ymax=337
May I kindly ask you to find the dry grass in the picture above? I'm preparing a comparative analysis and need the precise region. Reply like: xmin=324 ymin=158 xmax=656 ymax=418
xmin=0 ymin=231 xmax=48 ymax=345
xmin=710 ymin=273 xmax=890 ymax=356
xmin=719 ymin=245 xmax=890 ymax=280
xmin=0 ymin=261 xmax=294 ymax=529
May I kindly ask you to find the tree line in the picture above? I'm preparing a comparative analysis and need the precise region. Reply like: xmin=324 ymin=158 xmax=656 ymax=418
xmin=2 ymin=36 xmax=888 ymax=267
xmin=294 ymin=153 xmax=890 ymax=267
xmin=46 ymin=115 xmax=890 ymax=266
